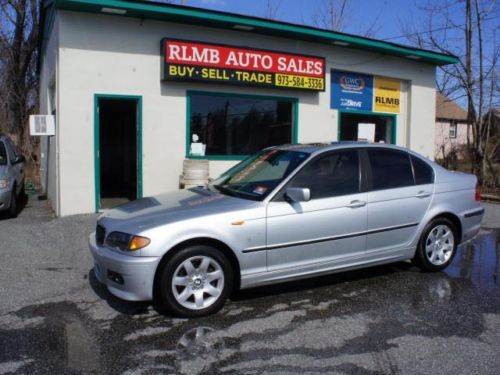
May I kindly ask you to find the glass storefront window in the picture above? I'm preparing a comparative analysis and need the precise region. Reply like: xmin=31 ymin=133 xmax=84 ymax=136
xmin=188 ymin=92 xmax=295 ymax=158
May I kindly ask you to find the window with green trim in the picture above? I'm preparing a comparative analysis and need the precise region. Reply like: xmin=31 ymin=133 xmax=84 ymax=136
xmin=188 ymin=93 xmax=295 ymax=157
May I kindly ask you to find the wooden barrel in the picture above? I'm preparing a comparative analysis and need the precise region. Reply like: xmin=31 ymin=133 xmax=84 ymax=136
xmin=180 ymin=159 xmax=209 ymax=189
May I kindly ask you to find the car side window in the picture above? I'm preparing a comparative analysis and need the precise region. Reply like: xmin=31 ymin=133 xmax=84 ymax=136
xmin=368 ymin=149 xmax=414 ymax=190
xmin=411 ymin=155 xmax=434 ymax=185
xmin=0 ymin=142 xmax=7 ymax=166
xmin=290 ymin=150 xmax=360 ymax=199
xmin=4 ymin=138 xmax=18 ymax=162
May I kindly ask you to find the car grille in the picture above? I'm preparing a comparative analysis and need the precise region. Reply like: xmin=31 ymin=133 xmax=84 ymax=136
xmin=96 ymin=224 xmax=105 ymax=246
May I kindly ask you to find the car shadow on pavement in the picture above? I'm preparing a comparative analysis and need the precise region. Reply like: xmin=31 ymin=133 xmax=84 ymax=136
xmin=0 ymin=192 xmax=28 ymax=220
xmin=87 ymin=261 xmax=416 ymax=317
xmin=232 ymin=261 xmax=415 ymax=303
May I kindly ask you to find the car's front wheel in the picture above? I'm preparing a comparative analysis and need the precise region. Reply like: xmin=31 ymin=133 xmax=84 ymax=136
xmin=413 ymin=218 xmax=458 ymax=271
xmin=158 ymin=245 xmax=233 ymax=318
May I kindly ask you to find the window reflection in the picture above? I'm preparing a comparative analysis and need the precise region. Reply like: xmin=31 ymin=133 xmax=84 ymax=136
xmin=189 ymin=94 xmax=294 ymax=156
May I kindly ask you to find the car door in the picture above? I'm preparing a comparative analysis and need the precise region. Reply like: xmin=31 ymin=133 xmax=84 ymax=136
xmin=365 ymin=148 xmax=433 ymax=256
xmin=266 ymin=149 xmax=367 ymax=272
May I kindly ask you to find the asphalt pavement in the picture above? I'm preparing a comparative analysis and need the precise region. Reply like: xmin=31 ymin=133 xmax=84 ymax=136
xmin=0 ymin=199 xmax=499 ymax=374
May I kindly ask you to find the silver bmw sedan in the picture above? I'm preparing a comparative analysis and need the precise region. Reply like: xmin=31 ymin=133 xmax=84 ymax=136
xmin=89 ymin=143 xmax=484 ymax=317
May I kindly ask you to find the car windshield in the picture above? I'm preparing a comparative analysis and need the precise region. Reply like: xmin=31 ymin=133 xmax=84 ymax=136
xmin=209 ymin=149 xmax=310 ymax=200
xmin=0 ymin=142 xmax=7 ymax=166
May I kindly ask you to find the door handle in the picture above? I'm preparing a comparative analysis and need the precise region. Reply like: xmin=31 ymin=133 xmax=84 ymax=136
xmin=346 ymin=200 xmax=366 ymax=208
xmin=415 ymin=191 xmax=431 ymax=198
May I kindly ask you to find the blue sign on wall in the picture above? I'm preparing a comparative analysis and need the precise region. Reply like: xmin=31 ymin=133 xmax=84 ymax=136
xmin=331 ymin=71 xmax=373 ymax=111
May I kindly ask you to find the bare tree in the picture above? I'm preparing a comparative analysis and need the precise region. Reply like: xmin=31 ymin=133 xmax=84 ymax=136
xmin=311 ymin=0 xmax=350 ymax=31
xmin=0 ymin=0 xmax=39 ymax=158
xmin=264 ymin=0 xmax=281 ymax=19
xmin=401 ymin=0 xmax=499 ymax=187
xmin=310 ymin=0 xmax=382 ymax=37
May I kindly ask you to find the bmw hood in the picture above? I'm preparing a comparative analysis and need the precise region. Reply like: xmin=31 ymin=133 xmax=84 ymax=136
xmin=98 ymin=187 xmax=261 ymax=230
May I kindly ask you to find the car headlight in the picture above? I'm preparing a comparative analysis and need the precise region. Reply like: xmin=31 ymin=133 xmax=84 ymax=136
xmin=105 ymin=231 xmax=151 ymax=251
xmin=0 ymin=179 xmax=9 ymax=189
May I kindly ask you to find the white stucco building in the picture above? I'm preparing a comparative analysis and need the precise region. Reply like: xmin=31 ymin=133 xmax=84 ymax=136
xmin=38 ymin=0 xmax=458 ymax=216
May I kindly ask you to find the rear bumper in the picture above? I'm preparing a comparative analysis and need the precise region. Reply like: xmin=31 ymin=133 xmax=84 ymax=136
xmin=460 ymin=207 xmax=485 ymax=243
xmin=88 ymin=233 xmax=161 ymax=301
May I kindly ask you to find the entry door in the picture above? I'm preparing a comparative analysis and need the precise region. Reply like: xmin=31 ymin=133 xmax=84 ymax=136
xmin=96 ymin=96 xmax=141 ymax=210
xmin=339 ymin=112 xmax=395 ymax=144
xmin=365 ymin=148 xmax=432 ymax=254
xmin=266 ymin=149 xmax=367 ymax=272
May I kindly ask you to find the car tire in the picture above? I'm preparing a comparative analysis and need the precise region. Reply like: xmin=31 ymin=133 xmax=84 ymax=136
xmin=158 ymin=245 xmax=233 ymax=318
xmin=20 ymin=179 xmax=26 ymax=198
xmin=413 ymin=217 xmax=458 ymax=272
xmin=8 ymin=185 xmax=18 ymax=218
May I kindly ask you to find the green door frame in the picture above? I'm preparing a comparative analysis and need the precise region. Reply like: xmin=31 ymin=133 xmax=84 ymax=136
xmin=94 ymin=94 xmax=143 ymax=212
xmin=337 ymin=109 xmax=397 ymax=144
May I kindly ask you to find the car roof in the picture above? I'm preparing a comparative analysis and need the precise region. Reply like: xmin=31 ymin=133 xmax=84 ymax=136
xmin=270 ymin=142 xmax=420 ymax=155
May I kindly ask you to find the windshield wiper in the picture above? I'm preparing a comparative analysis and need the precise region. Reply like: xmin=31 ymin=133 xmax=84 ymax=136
xmin=213 ymin=184 xmax=238 ymax=197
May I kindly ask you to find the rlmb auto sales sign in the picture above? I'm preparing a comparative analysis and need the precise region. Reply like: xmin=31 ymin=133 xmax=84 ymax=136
xmin=162 ymin=39 xmax=325 ymax=91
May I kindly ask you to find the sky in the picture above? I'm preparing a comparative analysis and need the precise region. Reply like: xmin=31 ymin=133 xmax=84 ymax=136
xmin=155 ymin=0 xmax=499 ymax=55
xmin=159 ymin=0 xmax=439 ymax=43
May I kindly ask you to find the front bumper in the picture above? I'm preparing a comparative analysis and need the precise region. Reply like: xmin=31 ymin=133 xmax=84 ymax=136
xmin=0 ymin=189 xmax=11 ymax=211
xmin=88 ymin=233 xmax=161 ymax=301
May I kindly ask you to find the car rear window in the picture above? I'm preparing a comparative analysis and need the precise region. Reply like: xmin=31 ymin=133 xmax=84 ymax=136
xmin=368 ymin=149 xmax=414 ymax=190
xmin=411 ymin=155 xmax=434 ymax=185
xmin=0 ymin=142 xmax=7 ymax=165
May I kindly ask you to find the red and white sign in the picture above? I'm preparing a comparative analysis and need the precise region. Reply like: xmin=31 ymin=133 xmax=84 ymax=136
xmin=164 ymin=40 xmax=324 ymax=77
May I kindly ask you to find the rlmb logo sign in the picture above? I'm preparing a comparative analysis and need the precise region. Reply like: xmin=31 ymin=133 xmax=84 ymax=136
xmin=374 ymin=77 xmax=401 ymax=113
xmin=162 ymin=39 xmax=326 ymax=91
xmin=331 ymin=70 xmax=401 ymax=113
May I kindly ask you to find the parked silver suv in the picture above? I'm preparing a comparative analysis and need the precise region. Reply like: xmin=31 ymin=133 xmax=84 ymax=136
xmin=0 ymin=133 xmax=25 ymax=218
xmin=89 ymin=143 xmax=484 ymax=317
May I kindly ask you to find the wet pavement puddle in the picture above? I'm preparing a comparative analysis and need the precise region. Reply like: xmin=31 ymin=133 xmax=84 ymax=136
xmin=1 ymin=230 xmax=499 ymax=374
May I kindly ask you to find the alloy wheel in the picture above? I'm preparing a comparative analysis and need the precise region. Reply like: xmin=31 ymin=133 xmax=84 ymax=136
xmin=171 ymin=255 xmax=225 ymax=310
xmin=425 ymin=224 xmax=454 ymax=266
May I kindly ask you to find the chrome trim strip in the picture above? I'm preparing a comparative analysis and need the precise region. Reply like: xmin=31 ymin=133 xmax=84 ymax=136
xmin=464 ymin=207 xmax=485 ymax=218
xmin=242 ymin=222 xmax=419 ymax=253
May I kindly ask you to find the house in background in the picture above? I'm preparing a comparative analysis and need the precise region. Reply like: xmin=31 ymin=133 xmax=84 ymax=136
xmin=435 ymin=92 xmax=469 ymax=159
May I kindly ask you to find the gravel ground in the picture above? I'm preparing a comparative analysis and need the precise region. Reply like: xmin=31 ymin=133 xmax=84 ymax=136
xmin=0 ymin=198 xmax=499 ymax=374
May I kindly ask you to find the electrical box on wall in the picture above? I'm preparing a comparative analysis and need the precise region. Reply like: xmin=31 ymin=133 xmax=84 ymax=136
xmin=29 ymin=115 xmax=55 ymax=136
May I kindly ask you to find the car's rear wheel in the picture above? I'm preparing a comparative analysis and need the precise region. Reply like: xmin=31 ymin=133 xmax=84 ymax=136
xmin=413 ymin=218 xmax=458 ymax=271
xmin=158 ymin=245 xmax=233 ymax=317
xmin=8 ymin=185 xmax=18 ymax=218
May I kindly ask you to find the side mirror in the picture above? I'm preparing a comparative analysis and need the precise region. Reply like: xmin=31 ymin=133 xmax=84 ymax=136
xmin=12 ymin=155 xmax=25 ymax=165
xmin=284 ymin=187 xmax=311 ymax=203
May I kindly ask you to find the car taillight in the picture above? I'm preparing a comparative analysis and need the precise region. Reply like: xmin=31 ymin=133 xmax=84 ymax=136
xmin=475 ymin=183 xmax=481 ymax=201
